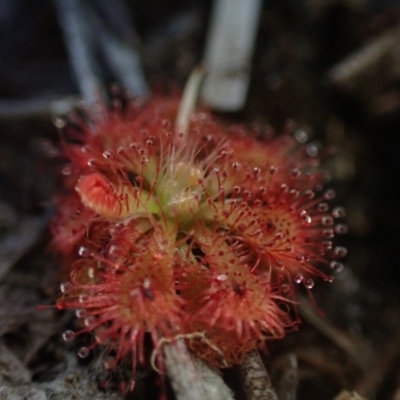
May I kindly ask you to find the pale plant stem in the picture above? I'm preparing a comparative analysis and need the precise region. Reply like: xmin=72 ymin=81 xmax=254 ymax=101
xmin=174 ymin=67 xmax=205 ymax=144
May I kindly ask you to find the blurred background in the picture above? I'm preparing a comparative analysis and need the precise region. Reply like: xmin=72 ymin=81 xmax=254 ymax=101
xmin=1 ymin=1 xmax=400 ymax=399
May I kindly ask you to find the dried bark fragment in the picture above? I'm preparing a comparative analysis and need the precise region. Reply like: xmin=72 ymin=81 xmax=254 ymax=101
xmin=239 ymin=350 xmax=278 ymax=400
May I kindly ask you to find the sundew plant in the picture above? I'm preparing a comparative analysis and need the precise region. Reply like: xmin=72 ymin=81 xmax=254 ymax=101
xmin=51 ymin=85 xmax=347 ymax=386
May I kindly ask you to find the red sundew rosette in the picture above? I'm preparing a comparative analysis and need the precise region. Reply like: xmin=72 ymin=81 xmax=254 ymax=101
xmin=50 ymin=192 xmax=112 ymax=280
xmin=51 ymin=192 xmax=97 ymax=256
xmin=202 ymin=183 xmax=336 ymax=290
xmin=58 ymin=265 xmax=184 ymax=371
xmin=57 ymin=222 xmax=184 ymax=374
xmin=52 ymin=97 xmax=180 ymax=262
xmin=184 ymin=116 xmax=345 ymax=293
xmin=187 ymin=110 xmax=323 ymax=195
xmin=51 ymin=94 xmax=347 ymax=378
xmin=59 ymin=97 xmax=180 ymax=183
xmin=105 ymin=218 xmax=153 ymax=266
xmin=176 ymin=226 xmax=293 ymax=367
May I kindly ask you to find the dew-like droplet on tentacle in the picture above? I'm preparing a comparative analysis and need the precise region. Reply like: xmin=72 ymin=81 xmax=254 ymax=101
xmin=306 ymin=143 xmax=318 ymax=157
xmin=291 ymin=168 xmax=301 ymax=179
xmin=323 ymin=229 xmax=335 ymax=239
xmin=77 ymin=347 xmax=90 ymax=358
xmin=333 ymin=246 xmax=347 ymax=258
xmin=330 ymin=260 xmax=344 ymax=272
xmin=281 ymin=283 xmax=290 ymax=293
xmin=103 ymin=150 xmax=113 ymax=159
xmin=300 ymin=210 xmax=312 ymax=225
xmin=62 ymin=166 xmax=71 ymax=176
xmin=294 ymin=274 xmax=303 ymax=284
xmin=78 ymin=246 xmax=91 ymax=257
xmin=323 ymin=189 xmax=336 ymax=200
xmin=295 ymin=129 xmax=308 ymax=143
xmin=79 ymin=294 xmax=89 ymax=303
xmin=318 ymin=202 xmax=329 ymax=213
xmin=60 ymin=282 xmax=73 ymax=294
xmin=332 ymin=206 xmax=346 ymax=218
xmin=321 ymin=216 xmax=334 ymax=226
xmin=76 ymin=309 xmax=88 ymax=318
xmin=62 ymin=330 xmax=76 ymax=342
xmin=335 ymin=223 xmax=349 ymax=234
xmin=304 ymin=278 xmax=314 ymax=289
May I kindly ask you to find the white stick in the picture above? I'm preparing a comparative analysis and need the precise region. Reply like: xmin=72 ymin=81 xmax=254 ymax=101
xmin=201 ymin=0 xmax=262 ymax=111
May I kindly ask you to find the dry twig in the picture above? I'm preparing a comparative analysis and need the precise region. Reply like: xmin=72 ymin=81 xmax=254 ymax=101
xmin=355 ymin=326 xmax=400 ymax=399
xmin=299 ymin=296 xmax=374 ymax=369
xmin=53 ymin=0 xmax=106 ymax=106
xmin=272 ymin=353 xmax=298 ymax=400
xmin=327 ymin=24 xmax=400 ymax=88
xmin=0 ymin=96 xmax=80 ymax=119
xmin=239 ymin=350 xmax=279 ymax=400
xmin=84 ymin=2 xmax=148 ymax=97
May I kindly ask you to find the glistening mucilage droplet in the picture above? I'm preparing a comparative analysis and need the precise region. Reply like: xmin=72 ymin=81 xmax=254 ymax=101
xmin=335 ymin=223 xmax=349 ymax=234
xmin=62 ymin=330 xmax=76 ymax=342
xmin=334 ymin=246 xmax=348 ymax=258
xmin=78 ymin=246 xmax=91 ymax=257
xmin=77 ymin=347 xmax=90 ymax=358
xmin=330 ymin=261 xmax=344 ymax=272
xmin=332 ymin=206 xmax=346 ymax=218
xmin=60 ymin=282 xmax=73 ymax=294
xmin=304 ymin=278 xmax=314 ymax=289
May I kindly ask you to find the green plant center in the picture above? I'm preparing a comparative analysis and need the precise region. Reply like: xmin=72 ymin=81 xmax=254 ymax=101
xmin=156 ymin=161 xmax=205 ymax=222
